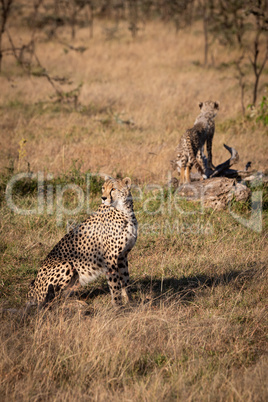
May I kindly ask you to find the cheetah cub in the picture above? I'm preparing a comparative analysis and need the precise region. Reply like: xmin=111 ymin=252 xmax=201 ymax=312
xmin=175 ymin=100 xmax=219 ymax=184
xmin=27 ymin=177 xmax=138 ymax=307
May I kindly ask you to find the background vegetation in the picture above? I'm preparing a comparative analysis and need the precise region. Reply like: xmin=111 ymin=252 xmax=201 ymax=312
xmin=0 ymin=1 xmax=267 ymax=400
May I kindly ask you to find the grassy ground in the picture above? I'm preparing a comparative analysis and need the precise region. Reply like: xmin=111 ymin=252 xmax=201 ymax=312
xmin=0 ymin=12 xmax=268 ymax=402
xmin=1 ymin=18 xmax=267 ymax=181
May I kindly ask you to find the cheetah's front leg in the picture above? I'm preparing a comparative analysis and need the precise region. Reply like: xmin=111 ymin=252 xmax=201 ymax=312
xmin=118 ymin=255 xmax=131 ymax=303
xmin=105 ymin=257 xmax=122 ymax=305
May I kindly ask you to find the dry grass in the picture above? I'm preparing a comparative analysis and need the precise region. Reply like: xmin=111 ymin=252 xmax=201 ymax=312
xmin=0 ymin=276 xmax=267 ymax=401
xmin=0 ymin=19 xmax=267 ymax=181
xmin=0 ymin=188 xmax=267 ymax=400
xmin=0 ymin=10 xmax=268 ymax=402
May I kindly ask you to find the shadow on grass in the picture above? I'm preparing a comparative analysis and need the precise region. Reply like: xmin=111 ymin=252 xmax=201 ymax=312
xmin=1 ymin=266 xmax=259 ymax=321
xmin=79 ymin=266 xmax=258 ymax=304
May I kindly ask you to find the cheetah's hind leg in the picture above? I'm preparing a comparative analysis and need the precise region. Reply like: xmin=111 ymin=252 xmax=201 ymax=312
xmin=185 ymin=166 xmax=191 ymax=183
xmin=61 ymin=268 xmax=81 ymax=300
xmin=42 ymin=264 xmax=80 ymax=308
xmin=41 ymin=284 xmax=56 ymax=308
xmin=179 ymin=166 xmax=185 ymax=185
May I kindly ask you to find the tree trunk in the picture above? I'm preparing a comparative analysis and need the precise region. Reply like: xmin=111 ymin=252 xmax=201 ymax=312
xmin=0 ymin=30 xmax=3 ymax=72
xmin=0 ymin=0 xmax=13 ymax=72
xmin=253 ymin=73 xmax=259 ymax=106
xmin=203 ymin=13 xmax=208 ymax=66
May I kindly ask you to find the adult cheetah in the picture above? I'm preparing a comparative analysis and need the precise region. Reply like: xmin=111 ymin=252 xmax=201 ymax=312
xmin=175 ymin=100 xmax=219 ymax=184
xmin=27 ymin=177 xmax=138 ymax=307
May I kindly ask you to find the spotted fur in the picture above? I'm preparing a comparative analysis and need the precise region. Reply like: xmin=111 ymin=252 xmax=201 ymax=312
xmin=27 ymin=177 xmax=138 ymax=307
xmin=175 ymin=100 xmax=219 ymax=184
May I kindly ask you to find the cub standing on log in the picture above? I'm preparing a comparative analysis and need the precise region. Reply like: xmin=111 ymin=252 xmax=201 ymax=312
xmin=175 ymin=100 xmax=219 ymax=184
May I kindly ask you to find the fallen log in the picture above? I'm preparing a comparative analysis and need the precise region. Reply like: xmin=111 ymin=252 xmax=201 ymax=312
xmin=171 ymin=143 xmax=252 ymax=181
xmin=171 ymin=143 xmax=253 ymax=209
xmin=209 ymin=144 xmax=239 ymax=177
xmin=202 ymin=143 xmax=252 ymax=180
xmin=172 ymin=177 xmax=251 ymax=210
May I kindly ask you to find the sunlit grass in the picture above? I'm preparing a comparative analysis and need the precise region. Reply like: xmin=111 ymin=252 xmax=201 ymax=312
xmin=0 ymin=11 xmax=267 ymax=402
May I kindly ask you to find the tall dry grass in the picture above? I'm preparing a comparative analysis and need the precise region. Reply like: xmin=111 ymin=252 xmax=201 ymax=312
xmin=0 ymin=12 xmax=267 ymax=402
xmin=0 ymin=20 xmax=267 ymax=182
xmin=0 ymin=187 xmax=267 ymax=400
xmin=1 ymin=276 xmax=267 ymax=402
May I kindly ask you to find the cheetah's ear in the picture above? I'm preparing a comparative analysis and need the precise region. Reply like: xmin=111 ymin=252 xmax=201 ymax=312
xmin=123 ymin=177 xmax=131 ymax=189
xmin=199 ymin=102 xmax=203 ymax=109
xmin=214 ymin=101 xmax=220 ymax=110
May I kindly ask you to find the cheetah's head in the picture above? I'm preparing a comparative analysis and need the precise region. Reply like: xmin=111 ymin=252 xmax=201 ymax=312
xmin=101 ymin=177 xmax=133 ymax=212
xmin=198 ymin=100 xmax=220 ymax=118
